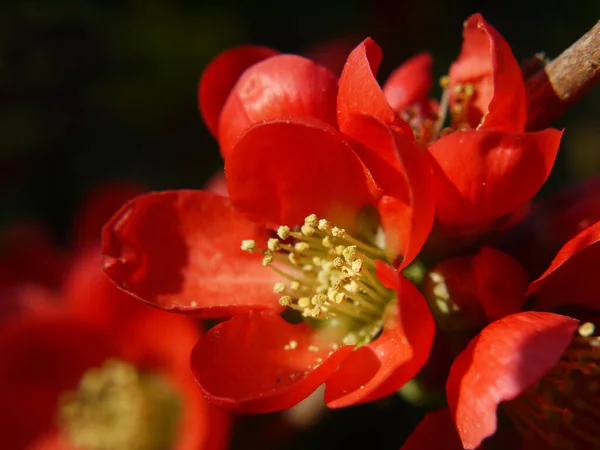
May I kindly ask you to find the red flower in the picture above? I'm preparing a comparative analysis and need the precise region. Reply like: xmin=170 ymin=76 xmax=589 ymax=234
xmin=103 ymin=144 xmax=436 ymax=412
xmin=424 ymin=14 xmax=563 ymax=227
xmin=0 ymin=186 xmax=229 ymax=450
xmin=200 ymin=13 xmax=562 ymax=236
xmin=403 ymin=220 xmax=600 ymax=449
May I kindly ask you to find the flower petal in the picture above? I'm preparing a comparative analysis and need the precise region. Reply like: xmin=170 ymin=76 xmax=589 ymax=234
xmin=198 ymin=45 xmax=278 ymax=138
xmin=401 ymin=408 xmax=464 ymax=450
xmin=191 ymin=309 xmax=353 ymax=413
xmin=0 ymin=223 xmax=66 ymax=290
xmin=341 ymin=114 xmax=435 ymax=266
xmin=324 ymin=264 xmax=434 ymax=407
xmin=337 ymin=38 xmax=413 ymax=136
xmin=225 ymin=117 xmax=381 ymax=230
xmin=218 ymin=55 xmax=338 ymax=158
xmin=383 ymin=52 xmax=433 ymax=113
xmin=0 ymin=315 xmax=117 ymax=449
xmin=428 ymin=128 xmax=563 ymax=225
xmin=529 ymin=220 xmax=600 ymax=310
xmin=447 ymin=311 xmax=578 ymax=449
xmin=449 ymin=13 xmax=526 ymax=131
xmin=472 ymin=247 xmax=529 ymax=321
xmin=102 ymin=190 xmax=280 ymax=317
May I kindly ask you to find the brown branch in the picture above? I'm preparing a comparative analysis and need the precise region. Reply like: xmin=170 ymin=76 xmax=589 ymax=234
xmin=526 ymin=21 xmax=600 ymax=131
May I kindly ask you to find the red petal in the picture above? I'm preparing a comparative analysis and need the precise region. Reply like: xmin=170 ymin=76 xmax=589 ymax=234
xmin=383 ymin=52 xmax=433 ymax=112
xmin=203 ymin=170 xmax=228 ymax=197
xmin=401 ymin=408 xmax=464 ymax=450
xmin=337 ymin=38 xmax=413 ymax=136
xmin=191 ymin=309 xmax=354 ymax=413
xmin=225 ymin=117 xmax=381 ymax=230
xmin=449 ymin=14 xmax=526 ymax=131
xmin=102 ymin=190 xmax=280 ymax=317
xmin=73 ymin=182 xmax=146 ymax=248
xmin=0 ymin=223 xmax=66 ymax=289
xmin=447 ymin=311 xmax=578 ymax=449
xmin=429 ymin=128 xmax=563 ymax=225
xmin=529 ymin=220 xmax=600 ymax=310
xmin=63 ymin=245 xmax=144 ymax=327
xmin=0 ymin=316 xmax=117 ymax=449
xmin=324 ymin=264 xmax=434 ymax=407
xmin=472 ymin=247 xmax=528 ymax=321
xmin=218 ymin=55 xmax=338 ymax=158
xmin=341 ymin=114 xmax=435 ymax=266
xmin=198 ymin=45 xmax=278 ymax=139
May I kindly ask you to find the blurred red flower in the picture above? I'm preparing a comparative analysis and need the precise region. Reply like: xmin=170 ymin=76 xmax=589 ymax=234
xmin=0 ymin=184 xmax=229 ymax=450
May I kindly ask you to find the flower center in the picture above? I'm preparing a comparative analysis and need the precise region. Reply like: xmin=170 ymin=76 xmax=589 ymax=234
xmin=503 ymin=321 xmax=600 ymax=449
xmin=242 ymin=214 xmax=396 ymax=346
xmin=58 ymin=359 xmax=181 ymax=450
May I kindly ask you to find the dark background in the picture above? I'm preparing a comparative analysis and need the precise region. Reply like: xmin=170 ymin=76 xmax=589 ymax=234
xmin=1 ymin=1 xmax=599 ymax=448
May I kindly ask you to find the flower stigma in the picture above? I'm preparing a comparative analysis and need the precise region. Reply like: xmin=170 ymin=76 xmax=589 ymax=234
xmin=58 ymin=359 xmax=181 ymax=450
xmin=503 ymin=321 xmax=600 ymax=449
xmin=241 ymin=214 xmax=396 ymax=347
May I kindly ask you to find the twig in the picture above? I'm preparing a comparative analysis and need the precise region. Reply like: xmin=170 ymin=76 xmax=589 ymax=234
xmin=526 ymin=21 xmax=600 ymax=131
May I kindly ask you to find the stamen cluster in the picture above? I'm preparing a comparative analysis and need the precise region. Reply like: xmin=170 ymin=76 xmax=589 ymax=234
xmin=505 ymin=321 xmax=600 ymax=449
xmin=241 ymin=214 xmax=394 ymax=345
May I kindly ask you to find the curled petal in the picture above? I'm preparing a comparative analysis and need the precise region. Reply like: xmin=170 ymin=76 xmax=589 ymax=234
xmin=102 ymin=190 xmax=280 ymax=317
xmin=429 ymin=128 xmax=563 ymax=225
xmin=338 ymin=38 xmax=413 ymax=136
xmin=218 ymin=55 xmax=338 ymax=158
xmin=447 ymin=311 xmax=578 ymax=449
xmin=449 ymin=13 xmax=526 ymax=131
xmin=401 ymin=408 xmax=464 ymax=450
xmin=341 ymin=114 xmax=435 ymax=266
xmin=383 ymin=52 xmax=433 ymax=113
xmin=198 ymin=45 xmax=278 ymax=138
xmin=191 ymin=309 xmax=353 ymax=413
xmin=226 ymin=117 xmax=381 ymax=230
xmin=324 ymin=264 xmax=434 ymax=407
xmin=529 ymin=220 xmax=600 ymax=310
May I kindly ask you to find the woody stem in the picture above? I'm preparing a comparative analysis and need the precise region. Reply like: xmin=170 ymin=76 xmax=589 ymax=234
xmin=526 ymin=21 xmax=600 ymax=130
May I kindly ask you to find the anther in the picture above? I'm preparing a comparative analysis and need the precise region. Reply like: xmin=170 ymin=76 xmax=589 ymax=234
xmin=267 ymin=238 xmax=280 ymax=252
xmin=273 ymin=282 xmax=286 ymax=294
xmin=342 ymin=246 xmax=357 ymax=262
xmin=277 ymin=226 xmax=290 ymax=240
xmin=318 ymin=219 xmax=331 ymax=232
xmin=262 ymin=251 xmax=274 ymax=266
xmin=439 ymin=75 xmax=450 ymax=88
xmin=304 ymin=214 xmax=318 ymax=227
xmin=579 ymin=322 xmax=596 ymax=337
xmin=241 ymin=240 xmax=256 ymax=252
xmin=331 ymin=227 xmax=345 ymax=237
xmin=352 ymin=259 xmax=363 ymax=273
xmin=279 ymin=296 xmax=292 ymax=306
xmin=295 ymin=242 xmax=310 ymax=253
xmin=301 ymin=224 xmax=316 ymax=236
